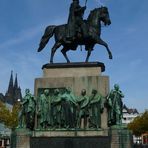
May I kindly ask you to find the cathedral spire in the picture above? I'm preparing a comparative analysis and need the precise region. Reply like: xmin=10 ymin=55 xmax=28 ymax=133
xmin=5 ymin=71 xmax=14 ymax=104
xmin=5 ymin=71 xmax=22 ymax=105
xmin=7 ymin=70 xmax=14 ymax=96
xmin=13 ymin=73 xmax=22 ymax=103
xmin=14 ymin=73 xmax=18 ymax=89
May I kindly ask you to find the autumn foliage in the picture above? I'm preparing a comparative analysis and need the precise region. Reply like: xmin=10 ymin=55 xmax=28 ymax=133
xmin=0 ymin=101 xmax=20 ymax=129
xmin=128 ymin=110 xmax=148 ymax=136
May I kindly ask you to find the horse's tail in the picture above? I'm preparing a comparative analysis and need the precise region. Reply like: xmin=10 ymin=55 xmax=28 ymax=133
xmin=37 ymin=25 xmax=56 ymax=52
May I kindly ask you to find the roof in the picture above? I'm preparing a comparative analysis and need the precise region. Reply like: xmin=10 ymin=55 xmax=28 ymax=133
xmin=123 ymin=104 xmax=139 ymax=114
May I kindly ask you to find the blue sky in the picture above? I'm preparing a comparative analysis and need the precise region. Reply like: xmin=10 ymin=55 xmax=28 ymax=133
xmin=0 ymin=0 xmax=148 ymax=112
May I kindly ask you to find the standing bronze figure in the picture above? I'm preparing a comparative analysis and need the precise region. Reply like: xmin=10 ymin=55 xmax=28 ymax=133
xmin=88 ymin=89 xmax=103 ymax=128
xmin=77 ymin=89 xmax=89 ymax=129
xmin=18 ymin=89 xmax=36 ymax=130
xmin=37 ymin=1 xmax=113 ymax=63
xmin=107 ymin=84 xmax=124 ymax=126
xmin=38 ymin=89 xmax=52 ymax=129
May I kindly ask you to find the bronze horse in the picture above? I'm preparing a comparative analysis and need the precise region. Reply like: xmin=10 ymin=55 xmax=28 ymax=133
xmin=37 ymin=7 xmax=113 ymax=63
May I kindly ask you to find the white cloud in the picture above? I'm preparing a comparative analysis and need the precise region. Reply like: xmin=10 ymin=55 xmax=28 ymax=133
xmin=125 ymin=27 xmax=137 ymax=35
xmin=0 ymin=17 xmax=65 ymax=50
xmin=0 ymin=26 xmax=41 ymax=49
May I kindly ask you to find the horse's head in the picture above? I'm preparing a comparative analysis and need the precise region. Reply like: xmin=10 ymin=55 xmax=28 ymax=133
xmin=99 ymin=6 xmax=111 ymax=26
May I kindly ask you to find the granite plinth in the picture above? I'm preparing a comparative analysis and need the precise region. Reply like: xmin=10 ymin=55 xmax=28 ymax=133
xmin=42 ymin=62 xmax=105 ymax=78
xmin=42 ymin=62 xmax=105 ymax=71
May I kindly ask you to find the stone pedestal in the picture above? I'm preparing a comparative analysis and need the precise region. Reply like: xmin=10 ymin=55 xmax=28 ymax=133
xmin=11 ymin=129 xmax=32 ymax=148
xmin=13 ymin=62 xmax=134 ymax=148
xmin=15 ymin=62 xmax=112 ymax=148
xmin=110 ymin=125 xmax=133 ymax=148
xmin=35 ymin=62 xmax=107 ymax=96
xmin=35 ymin=62 xmax=109 ymax=129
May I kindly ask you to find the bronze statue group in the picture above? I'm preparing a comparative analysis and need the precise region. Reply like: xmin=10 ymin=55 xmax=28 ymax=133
xmin=18 ymin=84 xmax=124 ymax=130
xmin=37 ymin=88 xmax=103 ymax=129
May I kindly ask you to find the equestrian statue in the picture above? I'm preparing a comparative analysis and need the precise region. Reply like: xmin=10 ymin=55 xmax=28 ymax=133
xmin=37 ymin=0 xmax=113 ymax=63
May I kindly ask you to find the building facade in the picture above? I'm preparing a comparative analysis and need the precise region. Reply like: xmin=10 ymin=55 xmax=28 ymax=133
xmin=122 ymin=104 xmax=139 ymax=124
xmin=122 ymin=104 xmax=141 ymax=144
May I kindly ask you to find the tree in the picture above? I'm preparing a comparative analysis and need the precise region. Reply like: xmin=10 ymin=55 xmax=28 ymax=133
xmin=0 ymin=101 xmax=20 ymax=129
xmin=128 ymin=111 xmax=148 ymax=136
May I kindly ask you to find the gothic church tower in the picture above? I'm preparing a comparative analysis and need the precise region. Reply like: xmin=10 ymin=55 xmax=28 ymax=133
xmin=5 ymin=71 xmax=22 ymax=105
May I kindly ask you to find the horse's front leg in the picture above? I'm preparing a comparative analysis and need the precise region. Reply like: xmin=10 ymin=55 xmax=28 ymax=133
xmin=85 ymin=48 xmax=92 ymax=62
xmin=61 ymin=47 xmax=70 ymax=63
xmin=97 ymin=38 xmax=113 ymax=59
xmin=50 ymin=42 xmax=61 ymax=63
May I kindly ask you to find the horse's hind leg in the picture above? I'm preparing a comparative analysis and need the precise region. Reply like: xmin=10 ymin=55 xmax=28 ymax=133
xmin=50 ymin=42 xmax=61 ymax=63
xmin=61 ymin=47 xmax=70 ymax=63
xmin=97 ymin=38 xmax=113 ymax=59
xmin=85 ymin=49 xmax=92 ymax=62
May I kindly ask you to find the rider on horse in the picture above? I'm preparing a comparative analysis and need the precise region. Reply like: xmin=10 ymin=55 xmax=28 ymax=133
xmin=66 ymin=0 xmax=87 ymax=41
xmin=37 ymin=4 xmax=113 ymax=63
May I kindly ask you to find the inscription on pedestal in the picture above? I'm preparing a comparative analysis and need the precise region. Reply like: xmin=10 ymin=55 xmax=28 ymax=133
xmin=30 ymin=136 xmax=110 ymax=148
